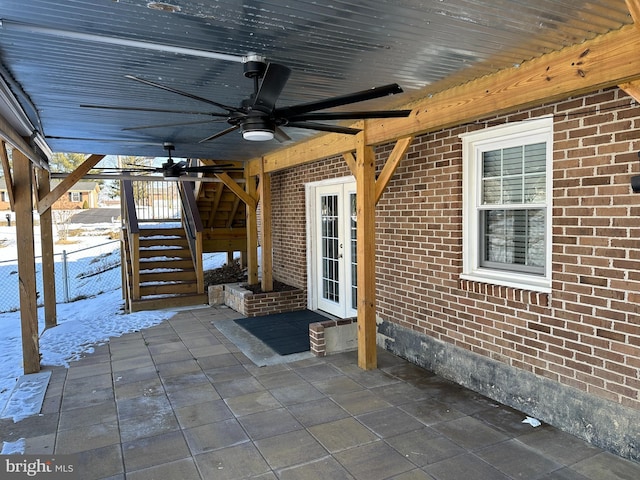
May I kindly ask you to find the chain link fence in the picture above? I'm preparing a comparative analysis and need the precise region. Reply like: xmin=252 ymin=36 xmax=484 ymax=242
xmin=0 ymin=241 xmax=122 ymax=314
xmin=0 ymin=239 xmax=230 ymax=313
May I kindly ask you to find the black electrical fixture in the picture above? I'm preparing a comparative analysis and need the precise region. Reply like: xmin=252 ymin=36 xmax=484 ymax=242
xmin=632 ymin=151 xmax=640 ymax=193
xmin=82 ymin=55 xmax=412 ymax=144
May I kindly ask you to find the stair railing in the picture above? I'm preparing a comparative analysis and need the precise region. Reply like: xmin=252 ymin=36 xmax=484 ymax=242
xmin=121 ymin=180 xmax=141 ymax=301
xmin=178 ymin=180 xmax=204 ymax=294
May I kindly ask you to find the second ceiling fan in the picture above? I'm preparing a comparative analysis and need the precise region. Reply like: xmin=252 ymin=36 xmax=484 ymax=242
xmin=84 ymin=55 xmax=412 ymax=144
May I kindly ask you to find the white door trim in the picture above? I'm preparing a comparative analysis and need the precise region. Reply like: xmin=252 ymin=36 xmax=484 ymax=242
xmin=305 ymin=176 xmax=355 ymax=316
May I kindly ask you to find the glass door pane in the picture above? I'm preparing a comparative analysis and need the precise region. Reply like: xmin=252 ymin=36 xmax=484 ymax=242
xmin=320 ymin=194 xmax=340 ymax=302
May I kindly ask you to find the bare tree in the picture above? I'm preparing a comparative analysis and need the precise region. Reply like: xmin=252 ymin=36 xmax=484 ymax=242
xmin=53 ymin=195 xmax=79 ymax=243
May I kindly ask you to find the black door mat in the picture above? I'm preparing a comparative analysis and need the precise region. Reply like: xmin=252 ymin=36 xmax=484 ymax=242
xmin=234 ymin=310 xmax=328 ymax=356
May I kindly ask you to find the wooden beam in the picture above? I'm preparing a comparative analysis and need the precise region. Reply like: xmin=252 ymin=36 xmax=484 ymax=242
xmin=36 ymin=167 xmax=57 ymax=329
xmin=249 ymin=24 xmax=640 ymax=175
xmin=207 ymin=183 xmax=225 ymax=228
xmin=375 ymin=136 xmax=414 ymax=204
xmin=259 ymin=157 xmax=273 ymax=292
xmin=226 ymin=196 xmax=242 ymax=228
xmin=202 ymin=238 xmax=248 ymax=252
xmin=245 ymin=171 xmax=259 ymax=286
xmin=626 ymin=0 xmax=640 ymax=24
xmin=37 ymin=154 xmax=104 ymax=214
xmin=355 ymin=133 xmax=378 ymax=370
xmin=619 ymin=0 xmax=640 ymax=104
xmin=0 ymin=113 xmax=46 ymax=169
xmin=203 ymin=229 xmax=247 ymax=240
xmin=619 ymin=80 xmax=640 ymax=101
xmin=0 ymin=141 xmax=15 ymax=210
xmin=13 ymin=150 xmax=39 ymax=374
xmin=215 ymin=172 xmax=257 ymax=209
xmin=248 ymin=133 xmax=356 ymax=176
xmin=342 ymin=152 xmax=357 ymax=177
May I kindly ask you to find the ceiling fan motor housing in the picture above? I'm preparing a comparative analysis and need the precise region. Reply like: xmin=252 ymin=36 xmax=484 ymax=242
xmin=243 ymin=54 xmax=267 ymax=79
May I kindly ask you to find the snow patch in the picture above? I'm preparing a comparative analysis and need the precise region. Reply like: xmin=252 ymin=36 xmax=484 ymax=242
xmin=0 ymin=371 xmax=51 ymax=422
xmin=1 ymin=438 xmax=25 ymax=454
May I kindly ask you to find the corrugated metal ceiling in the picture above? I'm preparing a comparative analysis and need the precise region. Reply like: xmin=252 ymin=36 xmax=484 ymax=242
xmin=0 ymin=0 xmax=633 ymax=162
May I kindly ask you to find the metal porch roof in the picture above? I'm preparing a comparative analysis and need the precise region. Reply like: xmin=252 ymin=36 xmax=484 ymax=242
xmin=0 ymin=0 xmax=633 ymax=163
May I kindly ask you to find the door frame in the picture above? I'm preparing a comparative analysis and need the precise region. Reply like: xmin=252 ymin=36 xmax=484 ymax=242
xmin=305 ymin=175 xmax=357 ymax=318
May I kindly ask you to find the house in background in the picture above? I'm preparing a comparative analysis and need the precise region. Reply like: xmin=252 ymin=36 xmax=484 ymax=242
xmin=0 ymin=177 xmax=12 ymax=211
xmin=50 ymin=180 xmax=100 ymax=210
xmin=1 ymin=178 xmax=100 ymax=211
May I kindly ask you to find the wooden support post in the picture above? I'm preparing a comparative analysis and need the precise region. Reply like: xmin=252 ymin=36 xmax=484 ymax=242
xmin=355 ymin=134 xmax=378 ymax=370
xmin=14 ymin=150 xmax=40 ymax=374
xmin=245 ymin=171 xmax=259 ymax=286
xmin=36 ymin=167 xmax=57 ymax=329
xmin=259 ymin=157 xmax=273 ymax=292
xmin=120 ymin=180 xmax=126 ymax=302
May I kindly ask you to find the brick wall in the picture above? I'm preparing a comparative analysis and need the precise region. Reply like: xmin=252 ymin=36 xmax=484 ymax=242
xmin=375 ymin=87 xmax=640 ymax=410
xmin=268 ymin=87 xmax=640 ymax=413
xmin=243 ymin=288 xmax=307 ymax=317
xmin=309 ymin=317 xmax=358 ymax=357
xmin=223 ymin=283 xmax=307 ymax=317
xmin=270 ymin=157 xmax=352 ymax=288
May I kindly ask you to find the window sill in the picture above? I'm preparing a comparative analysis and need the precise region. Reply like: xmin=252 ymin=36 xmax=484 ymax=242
xmin=459 ymin=275 xmax=551 ymax=307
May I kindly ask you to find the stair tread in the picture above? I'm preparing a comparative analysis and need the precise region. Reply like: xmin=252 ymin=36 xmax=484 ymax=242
xmin=129 ymin=293 xmax=208 ymax=312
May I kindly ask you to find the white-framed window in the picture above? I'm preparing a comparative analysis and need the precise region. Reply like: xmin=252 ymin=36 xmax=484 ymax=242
xmin=461 ymin=117 xmax=553 ymax=292
xmin=70 ymin=191 xmax=82 ymax=202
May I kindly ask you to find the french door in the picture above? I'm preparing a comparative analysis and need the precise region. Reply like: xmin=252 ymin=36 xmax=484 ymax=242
xmin=308 ymin=179 xmax=357 ymax=318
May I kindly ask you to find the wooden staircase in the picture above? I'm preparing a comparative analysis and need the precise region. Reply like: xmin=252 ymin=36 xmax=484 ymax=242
xmin=119 ymin=172 xmax=249 ymax=313
xmin=124 ymin=224 xmax=207 ymax=312
xmin=197 ymin=171 xmax=248 ymax=253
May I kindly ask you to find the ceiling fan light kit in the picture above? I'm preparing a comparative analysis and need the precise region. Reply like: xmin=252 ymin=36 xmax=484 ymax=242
xmin=243 ymin=129 xmax=274 ymax=141
xmin=240 ymin=110 xmax=275 ymax=141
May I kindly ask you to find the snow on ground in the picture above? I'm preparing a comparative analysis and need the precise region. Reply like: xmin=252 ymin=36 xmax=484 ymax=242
xmin=0 ymin=219 xmax=231 ymax=416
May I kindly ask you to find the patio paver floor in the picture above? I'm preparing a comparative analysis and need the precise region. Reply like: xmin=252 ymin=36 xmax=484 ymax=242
xmin=2 ymin=304 xmax=639 ymax=480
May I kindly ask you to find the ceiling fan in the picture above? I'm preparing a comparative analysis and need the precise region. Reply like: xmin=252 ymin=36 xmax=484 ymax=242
xmin=92 ymin=142 xmax=244 ymax=179
xmin=82 ymin=55 xmax=412 ymax=143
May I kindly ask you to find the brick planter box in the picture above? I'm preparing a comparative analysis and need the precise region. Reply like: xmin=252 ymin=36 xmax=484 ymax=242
xmin=309 ymin=317 xmax=358 ymax=357
xmin=219 ymin=283 xmax=307 ymax=317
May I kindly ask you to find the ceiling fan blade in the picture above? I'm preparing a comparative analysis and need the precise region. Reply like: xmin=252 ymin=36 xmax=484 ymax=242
xmin=183 ymin=165 xmax=245 ymax=173
xmin=253 ymin=63 xmax=291 ymax=112
xmin=285 ymin=121 xmax=361 ymax=135
xmin=80 ymin=104 xmax=228 ymax=116
xmin=274 ymin=126 xmax=292 ymax=143
xmin=288 ymin=109 xmax=412 ymax=122
xmin=276 ymin=83 xmax=404 ymax=118
xmin=92 ymin=166 xmax=161 ymax=172
xmin=123 ymin=119 xmax=227 ymax=131
xmin=198 ymin=124 xmax=240 ymax=143
xmin=126 ymin=75 xmax=241 ymax=113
